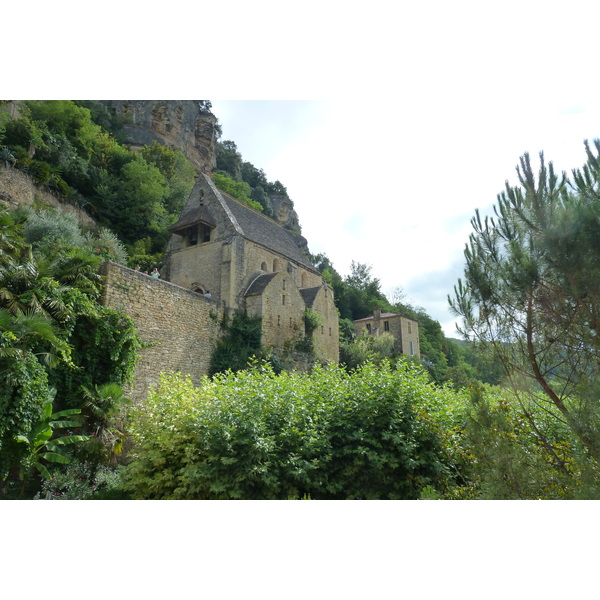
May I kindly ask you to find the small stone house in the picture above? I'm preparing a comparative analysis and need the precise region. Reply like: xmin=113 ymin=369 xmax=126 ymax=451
xmin=354 ymin=308 xmax=420 ymax=357
xmin=164 ymin=173 xmax=339 ymax=363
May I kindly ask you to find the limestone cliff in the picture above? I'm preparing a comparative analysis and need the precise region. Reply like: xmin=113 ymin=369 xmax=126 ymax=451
xmin=100 ymin=100 xmax=219 ymax=173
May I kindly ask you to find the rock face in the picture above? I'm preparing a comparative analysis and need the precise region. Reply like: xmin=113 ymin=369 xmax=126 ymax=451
xmin=100 ymin=100 xmax=219 ymax=173
xmin=270 ymin=193 xmax=301 ymax=233
xmin=0 ymin=165 xmax=96 ymax=229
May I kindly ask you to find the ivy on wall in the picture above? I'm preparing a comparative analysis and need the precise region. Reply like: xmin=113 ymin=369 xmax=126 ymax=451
xmin=209 ymin=312 xmax=264 ymax=375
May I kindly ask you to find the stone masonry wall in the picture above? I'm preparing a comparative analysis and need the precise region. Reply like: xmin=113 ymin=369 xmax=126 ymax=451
xmin=309 ymin=287 xmax=340 ymax=363
xmin=0 ymin=165 xmax=96 ymax=229
xmin=355 ymin=314 xmax=420 ymax=357
xmin=100 ymin=262 xmax=224 ymax=402
xmin=248 ymin=271 xmax=306 ymax=350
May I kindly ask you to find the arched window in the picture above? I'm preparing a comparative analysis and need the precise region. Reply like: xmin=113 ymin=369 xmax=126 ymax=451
xmin=261 ymin=261 xmax=268 ymax=272
xmin=300 ymin=273 xmax=307 ymax=288
xmin=191 ymin=282 xmax=206 ymax=295
xmin=273 ymin=258 xmax=280 ymax=272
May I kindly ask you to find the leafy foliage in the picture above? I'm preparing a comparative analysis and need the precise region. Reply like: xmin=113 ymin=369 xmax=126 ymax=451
xmin=81 ymin=383 xmax=131 ymax=466
xmin=209 ymin=312 xmax=264 ymax=375
xmin=0 ymin=204 xmax=140 ymax=495
xmin=23 ymin=208 xmax=85 ymax=247
xmin=215 ymin=140 xmax=285 ymax=218
xmin=123 ymin=361 xmax=454 ymax=499
xmin=0 ymin=346 xmax=53 ymax=480
xmin=212 ymin=172 xmax=264 ymax=212
xmin=35 ymin=459 xmax=127 ymax=500
xmin=15 ymin=399 xmax=88 ymax=485
xmin=340 ymin=332 xmax=399 ymax=371
xmin=1 ymin=100 xmax=196 ymax=258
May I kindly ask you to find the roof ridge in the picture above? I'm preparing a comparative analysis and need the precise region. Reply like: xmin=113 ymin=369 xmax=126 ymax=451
xmin=202 ymin=173 xmax=244 ymax=236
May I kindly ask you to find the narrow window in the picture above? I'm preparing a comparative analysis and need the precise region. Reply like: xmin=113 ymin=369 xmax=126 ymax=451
xmin=384 ymin=321 xmax=390 ymax=331
xmin=278 ymin=315 xmax=281 ymax=327
xmin=366 ymin=323 xmax=371 ymax=333
xmin=329 ymin=327 xmax=332 ymax=336
xmin=408 ymin=322 xmax=412 ymax=334
xmin=188 ymin=226 xmax=198 ymax=246
xmin=410 ymin=341 xmax=414 ymax=355
xmin=282 ymin=295 xmax=286 ymax=305
xmin=200 ymin=223 xmax=211 ymax=243
xmin=283 ymin=279 xmax=286 ymax=290
xmin=321 ymin=325 xmax=324 ymax=334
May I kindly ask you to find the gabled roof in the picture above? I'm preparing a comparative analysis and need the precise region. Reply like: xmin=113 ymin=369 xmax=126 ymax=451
xmin=217 ymin=190 xmax=317 ymax=273
xmin=300 ymin=286 xmax=321 ymax=308
xmin=244 ymin=273 xmax=279 ymax=297
xmin=169 ymin=204 xmax=216 ymax=233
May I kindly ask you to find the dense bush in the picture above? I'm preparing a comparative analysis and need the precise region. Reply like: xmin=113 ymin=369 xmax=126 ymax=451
xmin=123 ymin=361 xmax=455 ymax=499
xmin=23 ymin=209 xmax=85 ymax=247
xmin=454 ymin=385 xmax=600 ymax=499
xmin=0 ymin=205 xmax=140 ymax=495
xmin=212 ymin=172 xmax=264 ymax=212
xmin=209 ymin=312 xmax=264 ymax=375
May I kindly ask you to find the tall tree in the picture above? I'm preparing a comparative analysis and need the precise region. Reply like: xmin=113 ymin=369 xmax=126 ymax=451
xmin=450 ymin=144 xmax=600 ymax=462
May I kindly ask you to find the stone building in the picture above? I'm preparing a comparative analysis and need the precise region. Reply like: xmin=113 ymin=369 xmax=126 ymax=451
xmin=163 ymin=172 xmax=339 ymax=363
xmin=354 ymin=308 xmax=420 ymax=357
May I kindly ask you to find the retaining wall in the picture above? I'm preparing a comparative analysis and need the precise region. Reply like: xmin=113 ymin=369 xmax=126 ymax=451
xmin=100 ymin=262 xmax=224 ymax=401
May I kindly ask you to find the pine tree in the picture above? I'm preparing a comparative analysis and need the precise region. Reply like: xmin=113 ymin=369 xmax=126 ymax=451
xmin=450 ymin=143 xmax=600 ymax=464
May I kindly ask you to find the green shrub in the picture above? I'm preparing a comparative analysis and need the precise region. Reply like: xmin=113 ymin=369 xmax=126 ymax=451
xmin=35 ymin=460 xmax=127 ymax=499
xmin=209 ymin=312 xmax=263 ymax=375
xmin=87 ymin=227 xmax=128 ymax=265
xmin=123 ymin=361 xmax=454 ymax=499
xmin=23 ymin=208 xmax=85 ymax=247
xmin=212 ymin=172 xmax=264 ymax=212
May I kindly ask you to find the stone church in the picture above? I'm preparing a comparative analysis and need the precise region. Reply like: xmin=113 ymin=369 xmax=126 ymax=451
xmin=163 ymin=172 xmax=339 ymax=363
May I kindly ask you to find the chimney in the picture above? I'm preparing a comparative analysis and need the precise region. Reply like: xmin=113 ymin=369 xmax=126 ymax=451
xmin=373 ymin=307 xmax=381 ymax=320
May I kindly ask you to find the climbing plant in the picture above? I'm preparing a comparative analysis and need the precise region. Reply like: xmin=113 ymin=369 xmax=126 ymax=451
xmin=209 ymin=312 xmax=264 ymax=375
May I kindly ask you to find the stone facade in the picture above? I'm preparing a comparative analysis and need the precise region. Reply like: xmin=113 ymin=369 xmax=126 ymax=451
xmin=164 ymin=173 xmax=340 ymax=363
xmin=302 ymin=285 xmax=340 ymax=362
xmin=245 ymin=271 xmax=306 ymax=350
xmin=100 ymin=262 xmax=224 ymax=402
xmin=354 ymin=308 xmax=420 ymax=357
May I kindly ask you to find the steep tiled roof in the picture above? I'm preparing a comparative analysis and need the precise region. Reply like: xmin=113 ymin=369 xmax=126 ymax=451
xmin=218 ymin=191 xmax=317 ymax=272
xmin=300 ymin=286 xmax=321 ymax=308
xmin=169 ymin=205 xmax=216 ymax=233
xmin=245 ymin=273 xmax=279 ymax=296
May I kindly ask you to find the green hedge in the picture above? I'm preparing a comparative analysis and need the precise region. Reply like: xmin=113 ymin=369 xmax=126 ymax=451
xmin=123 ymin=361 xmax=453 ymax=499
